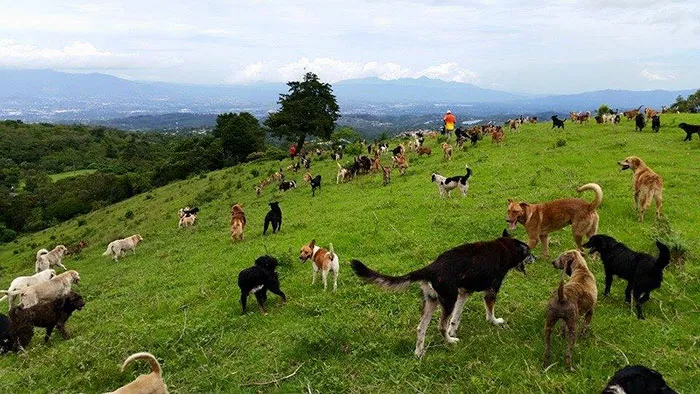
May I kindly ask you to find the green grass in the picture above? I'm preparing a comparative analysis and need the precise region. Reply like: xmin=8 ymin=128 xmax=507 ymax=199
xmin=48 ymin=169 xmax=98 ymax=182
xmin=1 ymin=115 xmax=700 ymax=393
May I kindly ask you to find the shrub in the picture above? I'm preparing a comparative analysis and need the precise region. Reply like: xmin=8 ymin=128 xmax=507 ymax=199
xmin=246 ymin=152 xmax=265 ymax=162
xmin=344 ymin=142 xmax=364 ymax=156
xmin=0 ymin=224 xmax=17 ymax=243
xmin=651 ymin=218 xmax=690 ymax=265
xmin=554 ymin=139 xmax=567 ymax=148
xmin=250 ymin=169 xmax=261 ymax=178
xmin=77 ymin=219 xmax=87 ymax=227
xmin=597 ymin=104 xmax=611 ymax=115
xmin=124 ymin=210 xmax=134 ymax=220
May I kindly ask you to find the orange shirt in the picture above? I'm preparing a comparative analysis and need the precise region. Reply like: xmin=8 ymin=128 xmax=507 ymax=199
xmin=443 ymin=114 xmax=456 ymax=130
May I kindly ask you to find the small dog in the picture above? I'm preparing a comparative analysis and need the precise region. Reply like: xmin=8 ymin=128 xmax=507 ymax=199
xmin=416 ymin=146 xmax=432 ymax=156
xmin=602 ymin=365 xmax=677 ymax=394
xmin=263 ymin=202 xmax=282 ymax=235
xmin=543 ymin=250 xmax=597 ymax=371
xmin=431 ymin=166 xmax=472 ymax=198
xmin=8 ymin=270 xmax=80 ymax=310
xmin=279 ymin=180 xmax=297 ymax=191
xmin=678 ymin=122 xmax=700 ymax=141
xmin=351 ymin=230 xmax=534 ymax=358
xmin=178 ymin=207 xmax=198 ymax=228
xmin=310 ymin=175 xmax=322 ymax=197
xmin=336 ymin=163 xmax=348 ymax=184
xmin=370 ymin=156 xmax=381 ymax=173
xmin=634 ymin=113 xmax=645 ymax=132
xmin=8 ymin=291 xmax=84 ymax=342
xmin=441 ymin=143 xmax=453 ymax=160
xmin=299 ymin=240 xmax=339 ymax=293
xmin=391 ymin=145 xmax=405 ymax=157
xmin=618 ymin=156 xmax=663 ymax=221
xmin=103 ymin=235 xmax=143 ymax=262
xmin=583 ymin=235 xmax=670 ymax=319
xmin=35 ymin=245 xmax=68 ymax=272
xmin=303 ymin=172 xmax=313 ymax=183
xmin=381 ymin=165 xmax=392 ymax=186
xmin=507 ymin=183 xmax=602 ymax=256
xmin=107 ymin=352 xmax=169 ymax=394
xmin=238 ymin=255 xmax=286 ymax=314
xmin=395 ymin=153 xmax=408 ymax=175
xmin=230 ymin=204 xmax=246 ymax=241
xmin=0 ymin=269 xmax=56 ymax=310
xmin=651 ymin=115 xmax=660 ymax=133
xmin=66 ymin=240 xmax=88 ymax=256
xmin=551 ymin=115 xmax=566 ymax=129
xmin=491 ymin=128 xmax=505 ymax=145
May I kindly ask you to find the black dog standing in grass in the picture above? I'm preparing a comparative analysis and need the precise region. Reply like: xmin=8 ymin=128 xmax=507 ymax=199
xmin=551 ymin=115 xmax=566 ymax=129
xmin=263 ymin=202 xmax=282 ymax=235
xmin=238 ymin=256 xmax=286 ymax=315
xmin=651 ymin=115 xmax=661 ymax=133
xmin=635 ymin=113 xmax=646 ymax=132
xmin=310 ymin=175 xmax=322 ymax=197
xmin=678 ymin=122 xmax=700 ymax=141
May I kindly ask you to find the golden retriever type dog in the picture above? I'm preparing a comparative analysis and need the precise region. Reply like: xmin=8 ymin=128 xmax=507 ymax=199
xmin=441 ymin=143 xmax=453 ymax=160
xmin=35 ymin=245 xmax=68 ymax=273
xmin=506 ymin=183 xmax=602 ymax=256
xmin=229 ymin=203 xmax=246 ymax=241
xmin=618 ymin=156 xmax=663 ymax=221
xmin=9 ymin=270 xmax=80 ymax=310
xmin=394 ymin=153 xmax=408 ymax=175
xmin=543 ymin=250 xmax=597 ymax=371
xmin=103 ymin=235 xmax=143 ymax=262
xmin=107 ymin=352 xmax=168 ymax=394
xmin=0 ymin=269 xmax=55 ymax=310
xmin=491 ymin=128 xmax=505 ymax=145
xmin=299 ymin=239 xmax=340 ymax=293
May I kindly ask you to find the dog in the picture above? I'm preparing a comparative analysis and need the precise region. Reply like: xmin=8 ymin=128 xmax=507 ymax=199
xmin=103 ymin=235 xmax=143 ymax=262
xmin=441 ymin=143 xmax=453 ymax=160
xmin=336 ymin=163 xmax=348 ymax=184
xmin=238 ymin=255 xmax=286 ymax=315
xmin=351 ymin=229 xmax=534 ymax=358
xmin=178 ymin=210 xmax=197 ymax=228
xmin=272 ymin=169 xmax=284 ymax=182
xmin=678 ymin=122 xmax=700 ymax=141
xmin=381 ymin=165 xmax=392 ymax=186
xmin=66 ymin=240 xmax=88 ymax=256
xmin=634 ymin=113 xmax=645 ymax=132
xmin=107 ymin=352 xmax=169 ymax=394
xmin=0 ymin=269 xmax=55 ymax=310
xmin=509 ymin=119 xmax=521 ymax=132
xmin=391 ymin=145 xmax=405 ymax=157
xmin=370 ymin=155 xmax=381 ymax=173
xmin=583 ymin=235 xmax=670 ymax=319
xmin=618 ymin=156 xmax=663 ymax=221
xmin=279 ymin=180 xmax=297 ymax=191
xmin=8 ymin=291 xmax=84 ymax=342
xmin=543 ymin=250 xmax=597 ymax=371
xmin=431 ymin=166 xmax=472 ymax=198
xmin=310 ymin=175 xmax=322 ymax=197
xmin=6 ymin=270 xmax=80 ymax=310
xmin=624 ymin=105 xmax=643 ymax=120
xmin=416 ymin=146 xmax=432 ymax=156
xmin=506 ymin=183 xmax=602 ymax=256
xmin=551 ymin=115 xmax=566 ymax=129
xmin=645 ymin=107 xmax=658 ymax=120
xmin=651 ymin=115 xmax=660 ymax=133
xmin=255 ymin=185 xmax=263 ymax=197
xmin=35 ymin=245 xmax=68 ymax=272
xmin=263 ymin=202 xmax=282 ymax=235
xmin=229 ymin=204 xmax=246 ymax=241
xmin=394 ymin=153 xmax=408 ymax=175
xmin=299 ymin=240 xmax=339 ymax=293
xmin=602 ymin=365 xmax=676 ymax=394
xmin=303 ymin=172 xmax=313 ymax=183
xmin=491 ymin=128 xmax=505 ymax=145
xmin=602 ymin=113 xmax=617 ymax=124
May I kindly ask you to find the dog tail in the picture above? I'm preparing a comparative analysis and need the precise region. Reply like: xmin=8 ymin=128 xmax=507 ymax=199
xmin=577 ymin=183 xmax=603 ymax=210
xmin=464 ymin=166 xmax=473 ymax=181
xmin=102 ymin=244 xmax=112 ymax=256
xmin=655 ymin=241 xmax=671 ymax=271
xmin=121 ymin=352 xmax=162 ymax=377
xmin=36 ymin=249 xmax=49 ymax=260
xmin=350 ymin=260 xmax=426 ymax=291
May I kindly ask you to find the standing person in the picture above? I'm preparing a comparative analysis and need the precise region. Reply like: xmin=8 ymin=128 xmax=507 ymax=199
xmin=443 ymin=110 xmax=456 ymax=140
xmin=289 ymin=143 xmax=297 ymax=159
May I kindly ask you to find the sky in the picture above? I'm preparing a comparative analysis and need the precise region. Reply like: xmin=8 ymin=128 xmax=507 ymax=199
xmin=0 ymin=0 xmax=699 ymax=94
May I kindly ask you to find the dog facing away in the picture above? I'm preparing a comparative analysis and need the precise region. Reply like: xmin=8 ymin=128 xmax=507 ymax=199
xmin=351 ymin=230 xmax=535 ymax=358
xmin=651 ymin=115 xmax=660 ymax=133
xmin=263 ymin=202 xmax=282 ymax=235
xmin=431 ymin=166 xmax=472 ymax=198
xmin=310 ymin=175 xmax=322 ymax=197
xmin=299 ymin=240 xmax=340 ymax=293
xmin=543 ymin=250 xmax=597 ymax=371
xmin=230 ymin=204 xmax=246 ymax=241
xmin=107 ymin=352 xmax=168 ymax=394
xmin=618 ymin=156 xmax=663 ymax=221
xmin=238 ymin=255 xmax=286 ymax=314
xmin=35 ymin=245 xmax=68 ymax=272
xmin=441 ymin=143 xmax=453 ymax=160
xmin=8 ymin=290 xmax=84 ymax=342
xmin=336 ymin=163 xmax=349 ymax=184
xmin=103 ymin=235 xmax=143 ymax=262
xmin=602 ymin=365 xmax=676 ymax=394
xmin=7 ymin=270 xmax=80 ymax=310
xmin=0 ymin=269 xmax=55 ymax=310
xmin=507 ymin=183 xmax=602 ymax=256
xmin=178 ymin=206 xmax=199 ymax=228
xmin=381 ymin=165 xmax=392 ymax=186
xmin=634 ymin=113 xmax=645 ymax=132
xmin=551 ymin=115 xmax=566 ymax=129
xmin=583 ymin=235 xmax=670 ymax=319
xmin=678 ymin=122 xmax=700 ymax=141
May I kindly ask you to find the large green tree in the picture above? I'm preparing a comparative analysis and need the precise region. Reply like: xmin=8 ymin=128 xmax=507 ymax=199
xmin=212 ymin=112 xmax=265 ymax=165
xmin=670 ymin=89 xmax=700 ymax=113
xmin=264 ymin=72 xmax=340 ymax=152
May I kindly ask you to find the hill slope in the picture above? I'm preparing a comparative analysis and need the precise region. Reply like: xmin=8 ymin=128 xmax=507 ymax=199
xmin=1 ymin=115 xmax=699 ymax=392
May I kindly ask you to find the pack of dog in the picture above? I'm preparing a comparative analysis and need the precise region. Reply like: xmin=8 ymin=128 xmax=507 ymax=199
xmin=431 ymin=166 xmax=472 ymax=198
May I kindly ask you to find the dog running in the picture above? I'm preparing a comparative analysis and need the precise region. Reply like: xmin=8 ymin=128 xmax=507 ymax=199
xmin=431 ymin=166 xmax=472 ymax=198
xmin=551 ymin=115 xmax=566 ymax=129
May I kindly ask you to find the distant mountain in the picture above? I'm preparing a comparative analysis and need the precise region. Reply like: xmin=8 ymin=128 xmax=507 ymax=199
xmin=527 ymin=89 xmax=695 ymax=111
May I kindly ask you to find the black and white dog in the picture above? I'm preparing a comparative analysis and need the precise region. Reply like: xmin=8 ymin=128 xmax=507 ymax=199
xmin=310 ymin=175 xmax=322 ymax=197
xmin=678 ymin=122 xmax=700 ymax=141
xmin=602 ymin=365 xmax=676 ymax=393
xmin=279 ymin=180 xmax=297 ymax=191
xmin=552 ymin=115 xmax=566 ymax=129
xmin=238 ymin=256 xmax=286 ymax=315
xmin=263 ymin=202 xmax=282 ymax=235
xmin=431 ymin=166 xmax=472 ymax=198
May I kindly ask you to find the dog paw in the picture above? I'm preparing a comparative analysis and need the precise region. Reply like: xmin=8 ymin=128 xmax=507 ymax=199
xmin=489 ymin=317 xmax=506 ymax=326
xmin=414 ymin=347 xmax=425 ymax=358
xmin=444 ymin=336 xmax=460 ymax=344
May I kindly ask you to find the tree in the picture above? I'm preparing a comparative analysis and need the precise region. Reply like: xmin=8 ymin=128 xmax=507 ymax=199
xmin=264 ymin=72 xmax=340 ymax=152
xmin=597 ymin=104 xmax=611 ymax=115
xmin=670 ymin=89 xmax=700 ymax=113
xmin=332 ymin=126 xmax=361 ymax=144
xmin=212 ymin=112 xmax=265 ymax=166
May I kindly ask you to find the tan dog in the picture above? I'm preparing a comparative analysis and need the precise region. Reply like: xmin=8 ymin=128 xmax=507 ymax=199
xmin=506 ymin=183 xmax=602 ymax=256
xmin=395 ymin=153 xmax=408 ymax=175
xmin=303 ymin=172 xmax=313 ymax=183
xmin=107 ymin=352 xmax=168 ymax=394
xmin=10 ymin=270 xmax=80 ymax=310
xmin=441 ymin=143 xmax=453 ymax=160
xmin=336 ymin=163 xmax=348 ymax=184
xmin=618 ymin=156 xmax=663 ymax=221
xmin=0 ymin=269 xmax=55 ymax=309
xmin=178 ymin=213 xmax=196 ymax=228
xmin=103 ymin=235 xmax=143 ymax=262
xmin=299 ymin=240 xmax=339 ymax=293
xmin=416 ymin=146 xmax=432 ymax=156
xmin=543 ymin=250 xmax=597 ymax=371
xmin=491 ymin=128 xmax=505 ymax=145
xmin=381 ymin=165 xmax=392 ymax=186
xmin=35 ymin=245 xmax=68 ymax=272
xmin=229 ymin=204 xmax=246 ymax=241
xmin=370 ymin=156 xmax=381 ymax=173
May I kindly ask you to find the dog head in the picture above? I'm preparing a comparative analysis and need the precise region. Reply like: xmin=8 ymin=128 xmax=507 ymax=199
xmin=269 ymin=201 xmax=280 ymax=211
xmin=618 ymin=156 xmax=643 ymax=172
xmin=552 ymin=250 xmax=585 ymax=276
xmin=582 ymin=234 xmax=617 ymax=256
xmin=56 ymin=245 xmax=67 ymax=256
xmin=66 ymin=270 xmax=81 ymax=284
xmin=506 ymin=199 xmax=528 ymax=230
xmin=132 ymin=234 xmax=143 ymax=244
xmin=65 ymin=291 xmax=85 ymax=312
xmin=255 ymin=255 xmax=280 ymax=271
xmin=299 ymin=240 xmax=316 ymax=262
xmin=231 ymin=203 xmax=244 ymax=215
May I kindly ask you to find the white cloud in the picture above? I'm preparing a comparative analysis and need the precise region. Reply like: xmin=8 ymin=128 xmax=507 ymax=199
xmin=228 ymin=57 xmax=480 ymax=84
xmin=0 ymin=39 xmax=135 ymax=69
xmin=640 ymin=69 xmax=676 ymax=81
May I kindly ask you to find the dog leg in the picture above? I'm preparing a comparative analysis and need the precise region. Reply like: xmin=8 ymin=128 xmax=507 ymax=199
xmin=268 ymin=285 xmax=287 ymax=305
xmin=415 ymin=296 xmax=438 ymax=358
xmin=57 ymin=262 xmax=67 ymax=270
xmin=438 ymin=291 xmax=459 ymax=344
xmin=322 ymin=270 xmax=329 ymax=291
xmin=44 ymin=325 xmax=55 ymax=342
xmin=484 ymin=291 xmax=505 ymax=326
xmin=582 ymin=309 xmax=593 ymax=337
xmin=448 ymin=289 xmax=470 ymax=338
xmin=542 ymin=314 xmax=556 ymax=368
xmin=332 ymin=268 xmax=338 ymax=293
xmin=240 ymin=292 xmax=248 ymax=315
xmin=255 ymin=291 xmax=268 ymax=315
xmin=654 ymin=193 xmax=662 ymax=219
xmin=634 ymin=291 xmax=649 ymax=320
xmin=624 ymin=282 xmax=633 ymax=304
xmin=604 ymin=272 xmax=613 ymax=296
xmin=311 ymin=266 xmax=317 ymax=285
xmin=57 ymin=324 xmax=70 ymax=340
xmin=565 ymin=319 xmax=576 ymax=371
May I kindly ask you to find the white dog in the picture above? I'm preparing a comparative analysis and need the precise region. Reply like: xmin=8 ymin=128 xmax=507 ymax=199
xmin=0 ymin=269 xmax=56 ymax=309
xmin=35 ymin=245 xmax=68 ymax=273
xmin=431 ymin=166 xmax=473 ymax=198
xmin=103 ymin=234 xmax=143 ymax=262
xmin=6 ymin=270 xmax=80 ymax=310
xmin=336 ymin=163 xmax=348 ymax=184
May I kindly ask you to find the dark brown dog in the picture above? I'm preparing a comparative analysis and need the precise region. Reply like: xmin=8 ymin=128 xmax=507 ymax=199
xmin=416 ymin=146 xmax=432 ymax=156
xmin=9 ymin=291 xmax=85 ymax=343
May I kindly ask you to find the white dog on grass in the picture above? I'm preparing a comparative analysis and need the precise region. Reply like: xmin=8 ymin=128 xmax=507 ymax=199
xmin=103 ymin=234 xmax=143 ymax=262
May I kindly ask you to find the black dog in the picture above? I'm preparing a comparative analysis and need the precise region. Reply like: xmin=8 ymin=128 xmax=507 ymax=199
xmin=310 ymin=175 xmax=322 ymax=197
xmin=552 ymin=115 xmax=566 ymax=129
xmin=602 ymin=365 xmax=676 ymax=394
xmin=183 ymin=207 xmax=199 ymax=216
xmin=263 ymin=202 xmax=282 ymax=235
xmin=279 ymin=180 xmax=297 ymax=191
xmin=651 ymin=115 xmax=660 ymax=133
xmin=635 ymin=113 xmax=646 ymax=132
xmin=351 ymin=229 xmax=535 ymax=358
xmin=391 ymin=145 xmax=404 ymax=156
xmin=238 ymin=255 xmax=286 ymax=315
xmin=11 ymin=291 xmax=85 ymax=342
xmin=583 ymin=235 xmax=670 ymax=319
xmin=678 ymin=122 xmax=700 ymax=141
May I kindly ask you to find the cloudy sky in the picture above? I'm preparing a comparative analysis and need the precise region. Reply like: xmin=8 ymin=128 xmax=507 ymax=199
xmin=1 ymin=0 xmax=699 ymax=93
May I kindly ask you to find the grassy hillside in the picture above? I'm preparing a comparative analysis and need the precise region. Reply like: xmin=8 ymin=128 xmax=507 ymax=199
xmin=1 ymin=115 xmax=699 ymax=393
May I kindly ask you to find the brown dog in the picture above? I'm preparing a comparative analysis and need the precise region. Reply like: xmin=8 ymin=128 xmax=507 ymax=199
xmin=370 ymin=156 xmax=381 ymax=173
xmin=299 ymin=240 xmax=339 ymax=292
xmin=107 ymin=352 xmax=168 ymax=394
xmin=417 ymin=146 xmax=432 ymax=156
xmin=618 ymin=156 xmax=663 ymax=221
xmin=381 ymin=165 xmax=392 ymax=186
xmin=441 ymin=143 xmax=453 ymax=160
xmin=506 ymin=183 xmax=602 ymax=256
xmin=543 ymin=250 xmax=597 ymax=371
xmin=230 ymin=204 xmax=246 ymax=241
xmin=395 ymin=153 xmax=408 ymax=175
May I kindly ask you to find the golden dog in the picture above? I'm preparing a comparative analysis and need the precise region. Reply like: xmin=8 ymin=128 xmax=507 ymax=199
xmin=230 ymin=204 xmax=246 ymax=241
xmin=107 ymin=352 xmax=168 ymax=394
xmin=618 ymin=156 xmax=663 ymax=221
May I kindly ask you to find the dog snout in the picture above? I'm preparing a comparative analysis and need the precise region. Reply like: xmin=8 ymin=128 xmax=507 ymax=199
xmin=525 ymin=254 xmax=536 ymax=264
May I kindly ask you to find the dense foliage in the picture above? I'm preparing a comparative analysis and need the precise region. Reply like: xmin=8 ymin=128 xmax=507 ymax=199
xmin=670 ymin=89 xmax=700 ymax=113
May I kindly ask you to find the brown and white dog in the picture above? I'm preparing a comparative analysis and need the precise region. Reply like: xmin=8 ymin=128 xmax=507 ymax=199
xmin=103 ymin=235 xmax=143 ymax=262
xmin=35 ymin=245 xmax=68 ymax=272
xmin=107 ymin=352 xmax=168 ymax=394
xmin=229 ymin=204 xmax=246 ymax=241
xmin=394 ymin=153 xmax=408 ymax=175
xmin=441 ymin=143 xmax=453 ymax=161
xmin=336 ymin=163 xmax=349 ymax=184
xmin=299 ymin=240 xmax=339 ymax=293
xmin=506 ymin=183 xmax=602 ymax=256
xmin=618 ymin=156 xmax=663 ymax=221
xmin=8 ymin=270 xmax=80 ymax=310
xmin=543 ymin=250 xmax=597 ymax=371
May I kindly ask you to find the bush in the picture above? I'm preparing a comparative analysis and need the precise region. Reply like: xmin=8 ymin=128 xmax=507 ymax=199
xmin=246 ymin=152 xmax=265 ymax=162
xmin=250 ymin=169 xmax=261 ymax=178
xmin=344 ymin=142 xmax=364 ymax=156
xmin=124 ymin=210 xmax=134 ymax=220
xmin=77 ymin=219 xmax=87 ymax=227
xmin=651 ymin=218 xmax=690 ymax=265
xmin=554 ymin=139 xmax=567 ymax=148
xmin=0 ymin=224 xmax=17 ymax=243
xmin=597 ymin=104 xmax=611 ymax=115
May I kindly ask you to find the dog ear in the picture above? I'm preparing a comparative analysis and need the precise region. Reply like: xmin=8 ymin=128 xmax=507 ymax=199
xmin=502 ymin=229 xmax=510 ymax=238
xmin=309 ymin=239 xmax=316 ymax=248
xmin=519 ymin=202 xmax=529 ymax=208
xmin=632 ymin=157 xmax=640 ymax=167
xmin=507 ymin=198 xmax=513 ymax=204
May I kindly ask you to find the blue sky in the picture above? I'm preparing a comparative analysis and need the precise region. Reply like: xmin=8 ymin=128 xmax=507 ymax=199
xmin=1 ymin=0 xmax=698 ymax=94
